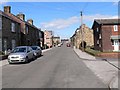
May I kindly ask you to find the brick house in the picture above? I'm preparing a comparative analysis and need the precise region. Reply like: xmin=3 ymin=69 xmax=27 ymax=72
xmin=44 ymin=30 xmax=53 ymax=48
xmin=92 ymin=19 xmax=120 ymax=52
xmin=0 ymin=10 xmax=21 ymax=52
xmin=38 ymin=30 xmax=44 ymax=49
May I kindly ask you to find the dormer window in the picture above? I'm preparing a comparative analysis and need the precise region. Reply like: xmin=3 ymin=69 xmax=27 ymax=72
xmin=114 ymin=25 xmax=118 ymax=31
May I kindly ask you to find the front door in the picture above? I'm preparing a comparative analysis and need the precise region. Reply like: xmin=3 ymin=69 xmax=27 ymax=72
xmin=114 ymin=40 xmax=119 ymax=51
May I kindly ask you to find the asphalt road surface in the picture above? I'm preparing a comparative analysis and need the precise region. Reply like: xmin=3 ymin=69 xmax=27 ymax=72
xmin=2 ymin=44 xmax=108 ymax=88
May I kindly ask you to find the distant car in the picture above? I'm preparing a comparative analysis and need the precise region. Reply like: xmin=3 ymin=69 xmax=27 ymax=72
xmin=58 ymin=44 xmax=61 ymax=47
xmin=8 ymin=46 xmax=35 ymax=64
xmin=66 ymin=43 xmax=71 ymax=47
xmin=31 ymin=46 xmax=42 ymax=57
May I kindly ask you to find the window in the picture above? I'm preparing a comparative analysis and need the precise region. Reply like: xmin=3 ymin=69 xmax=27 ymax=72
xmin=0 ymin=38 xmax=2 ymax=51
xmin=96 ymin=28 xmax=99 ymax=32
xmin=111 ymin=39 xmax=114 ymax=45
xmin=114 ymin=25 xmax=118 ymax=31
xmin=11 ymin=22 xmax=15 ymax=32
xmin=0 ymin=16 xmax=2 ymax=30
xmin=3 ymin=39 xmax=7 ymax=51
xmin=12 ymin=39 xmax=16 ymax=50
xmin=119 ymin=40 xmax=120 ymax=46
xmin=26 ymin=26 xmax=28 ymax=34
xmin=97 ymin=40 xmax=99 ymax=46
xmin=99 ymin=34 xmax=101 ymax=39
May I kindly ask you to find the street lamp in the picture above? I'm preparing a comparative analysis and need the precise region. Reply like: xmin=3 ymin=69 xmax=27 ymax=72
xmin=80 ymin=11 xmax=84 ymax=52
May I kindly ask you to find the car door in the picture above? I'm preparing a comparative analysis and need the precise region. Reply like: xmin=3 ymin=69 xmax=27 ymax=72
xmin=27 ymin=47 xmax=31 ymax=59
xmin=37 ymin=47 xmax=41 ymax=55
xmin=29 ymin=47 xmax=34 ymax=59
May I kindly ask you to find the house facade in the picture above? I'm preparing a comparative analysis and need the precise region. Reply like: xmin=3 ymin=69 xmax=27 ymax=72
xmin=0 ymin=6 xmax=41 ymax=53
xmin=53 ymin=36 xmax=60 ymax=46
xmin=38 ymin=30 xmax=44 ymax=49
xmin=25 ymin=19 xmax=40 ymax=46
xmin=44 ymin=30 xmax=53 ymax=48
xmin=92 ymin=19 xmax=120 ymax=52
xmin=71 ymin=24 xmax=94 ymax=49
xmin=0 ymin=10 xmax=21 ymax=52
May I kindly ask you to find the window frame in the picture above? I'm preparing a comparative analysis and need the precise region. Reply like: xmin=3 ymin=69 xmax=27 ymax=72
xmin=114 ymin=25 xmax=118 ymax=32
xmin=12 ymin=39 xmax=16 ymax=50
xmin=11 ymin=22 xmax=15 ymax=32
xmin=0 ymin=16 xmax=2 ymax=30
xmin=26 ymin=25 xmax=29 ymax=34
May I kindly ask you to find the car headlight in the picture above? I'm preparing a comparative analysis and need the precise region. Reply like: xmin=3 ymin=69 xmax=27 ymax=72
xmin=34 ymin=52 xmax=37 ymax=56
xmin=19 ymin=55 xmax=26 ymax=59
xmin=8 ymin=56 xmax=10 ymax=59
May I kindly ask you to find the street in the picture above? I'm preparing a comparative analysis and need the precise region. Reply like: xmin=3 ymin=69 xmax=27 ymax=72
xmin=2 ymin=45 xmax=108 ymax=88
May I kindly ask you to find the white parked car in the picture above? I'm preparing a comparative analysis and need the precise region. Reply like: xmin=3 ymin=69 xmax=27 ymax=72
xmin=8 ymin=46 xmax=35 ymax=64
xmin=31 ymin=46 xmax=42 ymax=57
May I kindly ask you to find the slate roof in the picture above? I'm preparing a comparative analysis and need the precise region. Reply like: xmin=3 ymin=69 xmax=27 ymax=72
xmin=95 ymin=19 xmax=120 ymax=25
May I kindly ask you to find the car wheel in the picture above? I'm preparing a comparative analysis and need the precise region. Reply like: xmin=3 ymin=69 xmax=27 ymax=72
xmin=9 ymin=62 xmax=12 ymax=64
xmin=33 ymin=54 xmax=36 ymax=60
xmin=25 ymin=57 xmax=29 ymax=63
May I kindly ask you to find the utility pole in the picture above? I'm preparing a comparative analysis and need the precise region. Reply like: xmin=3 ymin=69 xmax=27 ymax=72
xmin=80 ymin=11 xmax=84 ymax=52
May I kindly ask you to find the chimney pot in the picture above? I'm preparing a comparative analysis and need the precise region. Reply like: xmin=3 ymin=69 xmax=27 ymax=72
xmin=27 ymin=19 xmax=33 ymax=25
xmin=4 ymin=6 xmax=11 ymax=13
xmin=17 ymin=13 xmax=25 ymax=21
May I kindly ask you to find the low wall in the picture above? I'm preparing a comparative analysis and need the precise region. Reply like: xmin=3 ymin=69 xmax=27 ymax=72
xmin=97 ymin=52 xmax=120 ymax=59
xmin=0 ymin=55 xmax=8 ymax=60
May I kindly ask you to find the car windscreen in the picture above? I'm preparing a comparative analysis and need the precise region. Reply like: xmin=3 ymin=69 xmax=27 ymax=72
xmin=31 ymin=47 xmax=37 ymax=50
xmin=12 ymin=47 xmax=26 ymax=53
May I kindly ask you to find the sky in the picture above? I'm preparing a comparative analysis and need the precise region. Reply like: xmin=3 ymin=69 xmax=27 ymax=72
xmin=0 ymin=1 xmax=119 ymax=39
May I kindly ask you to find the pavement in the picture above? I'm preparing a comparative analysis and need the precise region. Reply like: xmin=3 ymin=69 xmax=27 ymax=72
xmin=74 ymin=48 xmax=119 ymax=90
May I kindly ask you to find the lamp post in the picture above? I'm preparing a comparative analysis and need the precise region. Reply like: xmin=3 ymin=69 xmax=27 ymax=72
xmin=81 ymin=11 xmax=84 ymax=52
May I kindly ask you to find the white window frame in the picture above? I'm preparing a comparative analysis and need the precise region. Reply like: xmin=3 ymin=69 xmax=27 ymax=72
xmin=114 ymin=25 xmax=118 ymax=32
xmin=97 ymin=40 xmax=99 ymax=44
xmin=11 ymin=22 xmax=15 ymax=32
xmin=99 ymin=34 xmax=101 ymax=39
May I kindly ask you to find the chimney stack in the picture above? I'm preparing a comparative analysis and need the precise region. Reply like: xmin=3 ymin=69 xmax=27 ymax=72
xmin=4 ymin=6 xmax=11 ymax=13
xmin=27 ymin=19 xmax=33 ymax=25
xmin=17 ymin=13 xmax=25 ymax=21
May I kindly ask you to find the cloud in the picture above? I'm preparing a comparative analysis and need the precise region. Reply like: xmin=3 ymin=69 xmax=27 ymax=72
xmin=113 ymin=2 xmax=119 ymax=6
xmin=40 ymin=14 xmax=118 ymax=30
xmin=3 ymin=0 xmax=120 ymax=2
xmin=40 ymin=16 xmax=79 ymax=30
xmin=0 ymin=0 xmax=9 ymax=5
xmin=83 ymin=14 xmax=118 ymax=22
